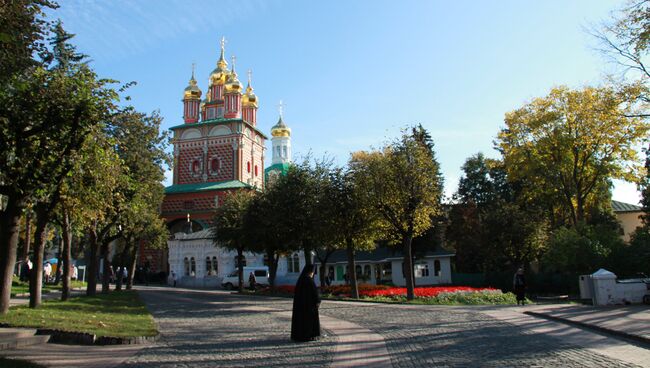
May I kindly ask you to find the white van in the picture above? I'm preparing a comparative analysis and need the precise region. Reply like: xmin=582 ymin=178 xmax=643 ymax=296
xmin=221 ymin=266 xmax=269 ymax=289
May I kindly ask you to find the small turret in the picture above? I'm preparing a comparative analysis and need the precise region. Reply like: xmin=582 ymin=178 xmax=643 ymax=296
xmin=242 ymin=69 xmax=258 ymax=125
xmin=223 ymin=56 xmax=242 ymax=119
xmin=271 ymin=101 xmax=291 ymax=165
xmin=182 ymin=64 xmax=202 ymax=124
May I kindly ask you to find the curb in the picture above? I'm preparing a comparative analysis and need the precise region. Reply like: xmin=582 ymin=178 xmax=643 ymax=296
xmin=36 ymin=328 xmax=160 ymax=345
xmin=524 ymin=311 xmax=650 ymax=346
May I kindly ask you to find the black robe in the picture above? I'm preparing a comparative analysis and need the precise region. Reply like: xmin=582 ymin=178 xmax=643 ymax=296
xmin=291 ymin=270 xmax=321 ymax=342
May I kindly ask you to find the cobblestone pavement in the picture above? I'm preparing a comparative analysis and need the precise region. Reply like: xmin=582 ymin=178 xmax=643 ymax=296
xmin=127 ymin=287 xmax=642 ymax=368
xmin=318 ymin=303 xmax=641 ymax=368
xmin=123 ymin=288 xmax=335 ymax=368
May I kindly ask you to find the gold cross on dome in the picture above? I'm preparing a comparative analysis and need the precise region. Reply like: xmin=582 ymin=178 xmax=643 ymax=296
xmin=231 ymin=55 xmax=236 ymax=70
xmin=220 ymin=36 xmax=226 ymax=50
xmin=247 ymin=69 xmax=252 ymax=84
xmin=191 ymin=62 xmax=196 ymax=79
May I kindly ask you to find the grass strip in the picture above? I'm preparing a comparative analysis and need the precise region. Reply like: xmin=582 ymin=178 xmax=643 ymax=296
xmin=0 ymin=290 xmax=157 ymax=338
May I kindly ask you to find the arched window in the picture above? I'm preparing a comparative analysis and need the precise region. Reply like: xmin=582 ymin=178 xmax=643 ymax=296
xmin=434 ymin=260 xmax=441 ymax=277
xmin=254 ymin=165 xmax=258 ymax=177
xmin=355 ymin=265 xmax=362 ymax=277
xmin=247 ymin=162 xmax=251 ymax=173
xmin=287 ymin=253 xmax=300 ymax=273
xmin=364 ymin=265 xmax=371 ymax=277
xmin=212 ymin=256 xmax=218 ymax=275
xmin=210 ymin=158 xmax=220 ymax=174
xmin=190 ymin=257 xmax=196 ymax=277
xmin=184 ymin=257 xmax=190 ymax=276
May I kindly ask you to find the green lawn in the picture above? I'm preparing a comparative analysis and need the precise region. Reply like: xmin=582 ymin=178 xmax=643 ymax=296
xmin=11 ymin=277 xmax=87 ymax=297
xmin=0 ymin=291 xmax=157 ymax=338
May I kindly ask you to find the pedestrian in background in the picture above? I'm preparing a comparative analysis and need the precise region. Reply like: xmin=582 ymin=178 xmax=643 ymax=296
xmin=513 ymin=268 xmax=526 ymax=306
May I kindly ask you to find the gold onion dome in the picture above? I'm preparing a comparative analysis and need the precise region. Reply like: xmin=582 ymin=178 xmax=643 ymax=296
xmin=210 ymin=38 xmax=230 ymax=86
xmin=183 ymin=67 xmax=202 ymax=99
xmin=224 ymin=58 xmax=242 ymax=94
xmin=242 ymin=70 xmax=258 ymax=107
xmin=271 ymin=115 xmax=291 ymax=137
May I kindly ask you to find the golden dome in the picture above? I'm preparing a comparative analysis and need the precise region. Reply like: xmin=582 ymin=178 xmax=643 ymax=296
xmin=271 ymin=115 xmax=291 ymax=137
xmin=183 ymin=69 xmax=202 ymax=100
xmin=242 ymin=70 xmax=258 ymax=108
xmin=224 ymin=57 xmax=242 ymax=94
xmin=209 ymin=37 xmax=229 ymax=86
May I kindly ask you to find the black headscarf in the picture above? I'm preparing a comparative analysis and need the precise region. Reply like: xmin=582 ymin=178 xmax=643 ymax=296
xmin=291 ymin=264 xmax=321 ymax=342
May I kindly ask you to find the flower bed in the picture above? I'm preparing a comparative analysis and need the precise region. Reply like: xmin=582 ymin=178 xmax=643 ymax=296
xmin=256 ymin=284 xmax=518 ymax=305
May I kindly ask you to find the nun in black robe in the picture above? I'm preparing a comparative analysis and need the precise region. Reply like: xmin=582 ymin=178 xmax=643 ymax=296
xmin=291 ymin=264 xmax=321 ymax=342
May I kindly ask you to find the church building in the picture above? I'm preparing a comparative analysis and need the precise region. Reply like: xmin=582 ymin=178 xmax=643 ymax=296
xmin=149 ymin=39 xmax=310 ymax=287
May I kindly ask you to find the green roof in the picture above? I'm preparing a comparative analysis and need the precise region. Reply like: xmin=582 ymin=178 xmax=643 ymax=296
xmin=165 ymin=180 xmax=250 ymax=194
xmin=169 ymin=118 xmax=268 ymax=139
xmin=612 ymin=200 xmax=642 ymax=213
xmin=264 ymin=162 xmax=291 ymax=175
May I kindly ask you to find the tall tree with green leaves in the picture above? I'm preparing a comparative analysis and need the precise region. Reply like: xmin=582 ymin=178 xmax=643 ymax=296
xmin=327 ymin=167 xmax=380 ymax=298
xmin=351 ymin=127 xmax=443 ymax=300
xmin=496 ymin=85 xmax=649 ymax=228
xmin=0 ymin=14 xmax=119 ymax=311
xmin=212 ymin=190 xmax=256 ymax=293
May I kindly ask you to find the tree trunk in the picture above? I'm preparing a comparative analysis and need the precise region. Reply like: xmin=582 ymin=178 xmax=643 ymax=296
xmin=266 ymin=249 xmax=278 ymax=291
xmin=126 ymin=243 xmax=138 ymax=290
xmin=403 ymin=235 xmax=415 ymax=301
xmin=237 ymin=247 xmax=244 ymax=293
xmin=61 ymin=210 xmax=72 ymax=301
xmin=23 ymin=211 xmax=31 ymax=260
xmin=0 ymin=198 xmax=24 ymax=314
xmin=346 ymin=238 xmax=359 ymax=299
xmin=101 ymin=238 xmax=111 ymax=294
xmin=86 ymin=222 xmax=99 ymax=296
xmin=30 ymin=204 xmax=49 ymax=308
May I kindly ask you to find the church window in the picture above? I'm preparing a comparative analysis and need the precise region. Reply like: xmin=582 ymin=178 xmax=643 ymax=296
xmin=190 ymin=257 xmax=196 ymax=277
xmin=210 ymin=157 xmax=221 ymax=174
xmin=287 ymin=253 xmax=300 ymax=273
xmin=217 ymin=107 xmax=224 ymax=118
xmin=213 ymin=256 xmax=218 ymax=275
xmin=254 ymin=165 xmax=258 ymax=177
xmin=206 ymin=256 xmax=218 ymax=276
xmin=434 ymin=260 xmax=441 ymax=277
xmin=184 ymin=257 xmax=190 ymax=276
xmin=192 ymin=160 xmax=201 ymax=174
xmin=355 ymin=265 xmax=362 ymax=277
xmin=207 ymin=108 xmax=215 ymax=120
xmin=283 ymin=146 xmax=287 ymax=158
xmin=247 ymin=162 xmax=251 ymax=173
xmin=276 ymin=146 xmax=281 ymax=158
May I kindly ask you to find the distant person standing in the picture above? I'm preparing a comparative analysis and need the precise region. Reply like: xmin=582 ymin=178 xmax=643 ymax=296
xmin=43 ymin=262 xmax=52 ymax=284
xmin=248 ymin=272 xmax=257 ymax=290
xmin=513 ymin=268 xmax=526 ymax=306
xmin=291 ymin=265 xmax=321 ymax=342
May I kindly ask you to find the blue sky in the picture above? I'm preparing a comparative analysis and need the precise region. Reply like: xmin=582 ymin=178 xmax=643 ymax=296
xmin=48 ymin=0 xmax=641 ymax=204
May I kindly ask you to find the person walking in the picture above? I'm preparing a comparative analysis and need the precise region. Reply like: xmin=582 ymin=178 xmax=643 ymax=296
xmin=248 ymin=271 xmax=257 ymax=290
xmin=291 ymin=265 xmax=321 ymax=342
xmin=513 ymin=268 xmax=527 ymax=306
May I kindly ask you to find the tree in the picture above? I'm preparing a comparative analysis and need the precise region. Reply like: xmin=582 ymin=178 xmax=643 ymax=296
xmin=448 ymin=154 xmax=548 ymax=273
xmin=212 ymin=190 xmax=256 ymax=293
xmin=592 ymin=1 xmax=650 ymax=93
xmin=351 ymin=127 xmax=443 ymax=300
xmin=0 ymin=17 xmax=119 ymax=311
xmin=327 ymin=167 xmax=380 ymax=298
xmin=496 ymin=86 xmax=649 ymax=228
